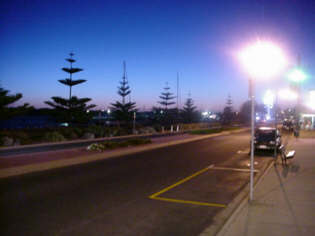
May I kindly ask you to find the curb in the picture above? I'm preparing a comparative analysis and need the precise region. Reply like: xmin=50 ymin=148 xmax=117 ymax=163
xmin=199 ymin=158 xmax=275 ymax=236
xmin=0 ymin=129 xmax=248 ymax=179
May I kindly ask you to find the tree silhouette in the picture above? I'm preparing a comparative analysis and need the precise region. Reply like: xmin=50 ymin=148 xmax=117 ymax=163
xmin=0 ymin=87 xmax=33 ymax=120
xmin=222 ymin=94 xmax=234 ymax=124
xmin=111 ymin=61 xmax=136 ymax=124
xmin=58 ymin=52 xmax=86 ymax=99
xmin=158 ymin=83 xmax=176 ymax=111
xmin=239 ymin=100 xmax=266 ymax=124
xmin=45 ymin=53 xmax=95 ymax=124
xmin=0 ymin=87 xmax=22 ymax=108
xmin=181 ymin=93 xmax=199 ymax=123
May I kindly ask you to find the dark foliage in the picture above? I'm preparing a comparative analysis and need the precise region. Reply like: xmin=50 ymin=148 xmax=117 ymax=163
xmin=0 ymin=87 xmax=33 ymax=120
xmin=45 ymin=96 xmax=96 ymax=124
xmin=158 ymin=83 xmax=176 ymax=110
xmin=45 ymin=53 xmax=95 ymax=125
xmin=111 ymin=61 xmax=136 ymax=125
xmin=181 ymin=97 xmax=200 ymax=123
xmin=222 ymin=95 xmax=234 ymax=124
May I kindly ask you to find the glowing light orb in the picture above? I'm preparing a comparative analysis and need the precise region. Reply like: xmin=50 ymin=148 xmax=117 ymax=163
xmin=239 ymin=41 xmax=287 ymax=79
xmin=287 ymin=69 xmax=307 ymax=83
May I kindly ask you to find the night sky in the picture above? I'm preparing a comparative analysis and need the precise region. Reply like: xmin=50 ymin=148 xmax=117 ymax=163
xmin=1 ymin=0 xmax=314 ymax=111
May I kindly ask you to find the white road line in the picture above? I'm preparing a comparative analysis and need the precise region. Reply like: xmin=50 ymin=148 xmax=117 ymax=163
xmin=237 ymin=149 xmax=250 ymax=154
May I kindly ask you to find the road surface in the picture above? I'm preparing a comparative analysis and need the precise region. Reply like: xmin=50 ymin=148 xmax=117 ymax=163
xmin=1 ymin=131 xmax=274 ymax=236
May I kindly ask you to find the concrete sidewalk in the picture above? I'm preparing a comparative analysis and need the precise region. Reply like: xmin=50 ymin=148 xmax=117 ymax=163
xmin=217 ymin=138 xmax=315 ymax=236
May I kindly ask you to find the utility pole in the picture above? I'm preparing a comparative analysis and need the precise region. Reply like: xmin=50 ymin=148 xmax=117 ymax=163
xmin=177 ymin=72 xmax=179 ymax=110
xmin=122 ymin=61 xmax=127 ymax=105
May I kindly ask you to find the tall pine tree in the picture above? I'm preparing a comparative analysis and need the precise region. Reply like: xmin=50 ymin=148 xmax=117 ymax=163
xmin=111 ymin=61 xmax=136 ymax=125
xmin=45 ymin=53 xmax=95 ymax=124
xmin=222 ymin=94 xmax=234 ymax=125
xmin=181 ymin=93 xmax=199 ymax=123
xmin=158 ymin=83 xmax=176 ymax=111
xmin=59 ymin=52 xmax=86 ymax=99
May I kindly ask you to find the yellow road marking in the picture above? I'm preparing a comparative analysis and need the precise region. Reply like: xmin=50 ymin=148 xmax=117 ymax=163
xmin=149 ymin=164 xmax=226 ymax=208
xmin=150 ymin=196 xmax=226 ymax=208
xmin=149 ymin=165 xmax=213 ymax=198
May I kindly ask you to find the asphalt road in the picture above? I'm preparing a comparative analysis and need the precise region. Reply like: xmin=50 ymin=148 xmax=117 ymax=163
xmin=0 ymin=131 xmax=274 ymax=236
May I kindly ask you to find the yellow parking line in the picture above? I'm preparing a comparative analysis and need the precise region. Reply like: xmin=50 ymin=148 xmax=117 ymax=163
xmin=150 ymin=196 xmax=226 ymax=208
xmin=149 ymin=165 xmax=213 ymax=198
xmin=149 ymin=165 xmax=225 ymax=208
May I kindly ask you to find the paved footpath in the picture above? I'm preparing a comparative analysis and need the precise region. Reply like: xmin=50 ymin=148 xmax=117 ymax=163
xmin=215 ymin=137 xmax=315 ymax=236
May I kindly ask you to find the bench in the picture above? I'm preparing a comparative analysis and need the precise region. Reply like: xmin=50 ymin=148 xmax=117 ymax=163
xmin=279 ymin=145 xmax=296 ymax=165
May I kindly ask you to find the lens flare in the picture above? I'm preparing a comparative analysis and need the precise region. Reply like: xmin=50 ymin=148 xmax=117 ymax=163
xmin=239 ymin=41 xmax=287 ymax=79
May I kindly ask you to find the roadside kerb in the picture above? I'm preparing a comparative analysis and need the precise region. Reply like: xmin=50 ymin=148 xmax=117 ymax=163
xmin=199 ymin=158 xmax=274 ymax=236
xmin=0 ymin=128 xmax=248 ymax=179
xmin=0 ymin=131 xmax=188 ymax=156
xmin=0 ymin=126 xmax=232 ymax=156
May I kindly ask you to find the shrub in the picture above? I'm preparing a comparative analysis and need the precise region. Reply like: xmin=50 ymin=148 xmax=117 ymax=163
xmin=87 ymin=138 xmax=151 ymax=152
xmin=189 ymin=128 xmax=222 ymax=135
xmin=44 ymin=131 xmax=66 ymax=142
xmin=58 ymin=128 xmax=79 ymax=140
xmin=87 ymin=125 xmax=106 ymax=138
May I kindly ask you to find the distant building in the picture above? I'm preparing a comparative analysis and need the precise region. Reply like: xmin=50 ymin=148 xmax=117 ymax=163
xmin=301 ymin=113 xmax=315 ymax=130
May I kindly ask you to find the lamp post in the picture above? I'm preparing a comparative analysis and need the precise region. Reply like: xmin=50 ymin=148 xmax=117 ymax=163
xmin=239 ymin=41 xmax=287 ymax=201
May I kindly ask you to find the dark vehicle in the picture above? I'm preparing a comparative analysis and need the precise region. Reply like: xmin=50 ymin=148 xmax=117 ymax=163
xmin=282 ymin=119 xmax=294 ymax=131
xmin=254 ymin=127 xmax=282 ymax=151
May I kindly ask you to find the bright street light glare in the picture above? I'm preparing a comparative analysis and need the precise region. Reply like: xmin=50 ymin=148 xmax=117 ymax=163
xmin=278 ymin=89 xmax=298 ymax=100
xmin=263 ymin=89 xmax=275 ymax=107
xmin=239 ymin=41 xmax=287 ymax=79
xmin=307 ymin=90 xmax=315 ymax=110
xmin=287 ymin=68 xmax=307 ymax=83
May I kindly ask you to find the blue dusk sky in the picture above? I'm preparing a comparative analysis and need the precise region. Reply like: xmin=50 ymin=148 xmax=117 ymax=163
xmin=1 ymin=0 xmax=314 ymax=111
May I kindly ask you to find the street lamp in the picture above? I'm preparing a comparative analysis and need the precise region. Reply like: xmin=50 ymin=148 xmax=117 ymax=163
xmin=238 ymin=40 xmax=287 ymax=201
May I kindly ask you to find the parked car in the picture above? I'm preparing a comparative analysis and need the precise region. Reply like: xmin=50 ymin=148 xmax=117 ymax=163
xmin=282 ymin=119 xmax=294 ymax=131
xmin=254 ymin=127 xmax=281 ymax=151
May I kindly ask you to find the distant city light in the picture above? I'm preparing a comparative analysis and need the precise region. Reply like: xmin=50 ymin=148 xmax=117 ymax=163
xmin=306 ymin=90 xmax=315 ymax=110
xmin=238 ymin=41 xmax=287 ymax=79
xmin=278 ymin=89 xmax=298 ymax=100
xmin=202 ymin=111 xmax=209 ymax=116
xmin=107 ymin=109 xmax=111 ymax=114
xmin=263 ymin=90 xmax=275 ymax=107
xmin=287 ymin=68 xmax=307 ymax=83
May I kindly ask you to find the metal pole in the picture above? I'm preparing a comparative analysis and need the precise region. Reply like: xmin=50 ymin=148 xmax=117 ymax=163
xmin=133 ymin=112 xmax=136 ymax=133
xmin=250 ymin=79 xmax=255 ymax=201
xmin=274 ymin=92 xmax=278 ymax=158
